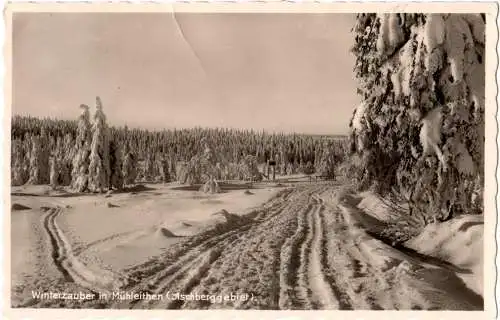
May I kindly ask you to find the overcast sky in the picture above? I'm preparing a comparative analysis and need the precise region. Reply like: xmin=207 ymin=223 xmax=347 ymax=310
xmin=13 ymin=12 xmax=360 ymax=135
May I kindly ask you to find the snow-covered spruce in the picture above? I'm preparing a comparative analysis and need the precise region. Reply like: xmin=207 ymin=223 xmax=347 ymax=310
xmin=315 ymin=140 xmax=343 ymax=180
xmin=199 ymin=138 xmax=222 ymax=194
xmin=58 ymin=134 xmax=73 ymax=186
xmin=160 ymin=158 xmax=171 ymax=183
xmin=71 ymin=104 xmax=92 ymax=192
xmin=26 ymin=126 xmax=50 ymax=185
xmin=240 ymin=155 xmax=262 ymax=182
xmin=109 ymin=139 xmax=124 ymax=190
xmin=87 ymin=96 xmax=111 ymax=193
xmin=49 ymin=156 xmax=59 ymax=189
xmin=122 ymin=145 xmax=138 ymax=188
xmin=39 ymin=127 xmax=51 ymax=184
xmin=349 ymin=13 xmax=484 ymax=223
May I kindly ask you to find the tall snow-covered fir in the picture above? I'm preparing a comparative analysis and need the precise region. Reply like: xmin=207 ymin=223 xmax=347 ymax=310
xmin=349 ymin=13 xmax=485 ymax=223
xmin=71 ymin=104 xmax=92 ymax=192
xmin=88 ymin=96 xmax=111 ymax=193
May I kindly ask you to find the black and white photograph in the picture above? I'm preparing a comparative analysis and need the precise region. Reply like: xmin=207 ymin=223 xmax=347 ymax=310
xmin=4 ymin=3 xmax=496 ymax=315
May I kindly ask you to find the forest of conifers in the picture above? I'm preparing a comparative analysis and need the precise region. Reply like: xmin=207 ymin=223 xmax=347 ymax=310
xmin=10 ymin=113 xmax=347 ymax=188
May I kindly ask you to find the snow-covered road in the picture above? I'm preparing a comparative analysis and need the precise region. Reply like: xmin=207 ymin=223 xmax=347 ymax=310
xmin=11 ymin=184 xmax=483 ymax=310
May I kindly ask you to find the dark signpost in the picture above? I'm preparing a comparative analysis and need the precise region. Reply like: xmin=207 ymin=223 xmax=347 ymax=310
xmin=268 ymin=160 xmax=276 ymax=181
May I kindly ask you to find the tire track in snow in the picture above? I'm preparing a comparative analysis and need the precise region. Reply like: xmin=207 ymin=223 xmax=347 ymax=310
xmin=308 ymin=202 xmax=340 ymax=309
xmin=319 ymin=194 xmax=384 ymax=310
xmin=96 ymin=185 xmax=359 ymax=310
xmin=294 ymin=200 xmax=317 ymax=309
xmin=120 ymin=224 xmax=248 ymax=308
xmin=178 ymin=187 xmax=316 ymax=310
xmin=130 ymin=236 xmax=236 ymax=309
xmin=317 ymin=204 xmax=355 ymax=310
xmin=278 ymin=202 xmax=311 ymax=309
xmin=181 ymin=194 xmax=305 ymax=309
xmin=277 ymin=187 xmax=334 ymax=309
xmin=166 ymin=248 xmax=224 ymax=309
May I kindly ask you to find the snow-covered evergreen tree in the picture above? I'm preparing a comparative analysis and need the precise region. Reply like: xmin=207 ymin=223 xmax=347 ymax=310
xmin=349 ymin=14 xmax=485 ymax=223
xmin=71 ymin=104 xmax=92 ymax=191
xmin=199 ymin=137 xmax=222 ymax=193
xmin=49 ymin=156 xmax=59 ymax=189
xmin=58 ymin=134 xmax=73 ymax=186
xmin=11 ymin=139 xmax=28 ymax=186
xmin=109 ymin=139 xmax=124 ymax=190
xmin=25 ymin=127 xmax=50 ymax=185
xmin=169 ymin=154 xmax=177 ymax=182
xmin=38 ymin=126 xmax=50 ymax=184
xmin=302 ymin=161 xmax=315 ymax=175
xmin=316 ymin=142 xmax=337 ymax=180
xmin=240 ymin=155 xmax=261 ymax=182
xmin=143 ymin=154 xmax=155 ymax=182
xmin=88 ymin=96 xmax=111 ymax=193
xmin=160 ymin=158 xmax=171 ymax=183
xmin=122 ymin=145 xmax=138 ymax=187
xmin=27 ymin=136 xmax=42 ymax=184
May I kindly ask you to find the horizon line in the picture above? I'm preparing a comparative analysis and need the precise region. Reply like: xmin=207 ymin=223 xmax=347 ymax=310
xmin=11 ymin=113 xmax=349 ymax=137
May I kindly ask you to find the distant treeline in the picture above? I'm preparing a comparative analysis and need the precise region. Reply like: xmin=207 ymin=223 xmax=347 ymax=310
xmin=11 ymin=114 xmax=347 ymax=167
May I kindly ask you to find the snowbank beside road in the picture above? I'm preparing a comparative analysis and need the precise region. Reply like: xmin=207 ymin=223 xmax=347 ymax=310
xmin=406 ymin=214 xmax=483 ymax=296
xmin=334 ymin=189 xmax=484 ymax=308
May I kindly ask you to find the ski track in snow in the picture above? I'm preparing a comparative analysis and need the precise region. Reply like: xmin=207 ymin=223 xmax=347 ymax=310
xmin=25 ymin=185 xmax=483 ymax=310
xmin=41 ymin=206 xmax=129 ymax=296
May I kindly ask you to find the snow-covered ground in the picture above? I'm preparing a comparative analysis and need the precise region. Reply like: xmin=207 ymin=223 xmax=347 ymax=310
xmin=10 ymin=183 xmax=281 ymax=307
xmin=10 ymin=182 xmax=483 ymax=310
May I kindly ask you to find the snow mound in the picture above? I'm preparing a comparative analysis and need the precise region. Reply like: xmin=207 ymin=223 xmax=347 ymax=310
xmin=406 ymin=214 xmax=483 ymax=296
xmin=212 ymin=209 xmax=242 ymax=224
xmin=156 ymin=227 xmax=178 ymax=238
xmin=11 ymin=203 xmax=31 ymax=211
